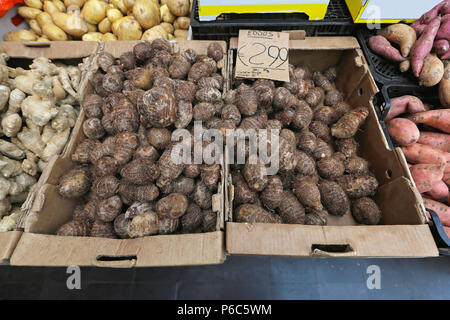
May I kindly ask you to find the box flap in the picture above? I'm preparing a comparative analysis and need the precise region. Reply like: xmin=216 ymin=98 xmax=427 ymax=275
xmin=0 ymin=231 xmax=22 ymax=265
xmin=11 ymin=231 xmax=225 ymax=267
xmin=226 ymin=223 xmax=438 ymax=257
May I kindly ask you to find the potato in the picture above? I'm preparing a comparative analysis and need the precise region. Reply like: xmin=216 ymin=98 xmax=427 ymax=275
xmin=52 ymin=11 xmax=88 ymax=37
xmin=123 ymin=0 xmax=135 ymax=9
xmin=43 ymin=0 xmax=59 ymax=15
xmin=18 ymin=6 xmax=42 ymax=19
xmin=168 ymin=33 xmax=175 ymax=40
xmin=36 ymin=11 xmax=52 ymax=27
xmin=37 ymin=36 xmax=49 ymax=41
xmin=82 ymin=0 xmax=107 ymax=24
xmin=86 ymin=21 xmax=97 ymax=32
xmin=82 ymin=32 xmax=103 ymax=41
xmin=160 ymin=4 xmax=175 ymax=23
xmin=102 ymin=32 xmax=117 ymax=41
xmin=106 ymin=8 xmax=123 ymax=23
xmin=42 ymin=23 xmax=68 ymax=40
xmin=174 ymin=29 xmax=188 ymax=39
xmin=174 ymin=16 xmax=190 ymax=30
xmin=141 ymin=25 xmax=168 ymax=40
xmin=167 ymin=0 xmax=190 ymax=16
xmin=111 ymin=0 xmax=128 ymax=13
xmin=98 ymin=17 xmax=112 ymax=33
xmin=26 ymin=19 xmax=43 ymax=36
xmin=25 ymin=0 xmax=43 ymax=9
xmin=133 ymin=0 xmax=160 ymax=29
xmin=64 ymin=0 xmax=85 ymax=7
xmin=160 ymin=22 xmax=174 ymax=34
xmin=52 ymin=0 xmax=66 ymax=12
xmin=4 ymin=30 xmax=38 ymax=41
xmin=115 ymin=17 xmax=142 ymax=40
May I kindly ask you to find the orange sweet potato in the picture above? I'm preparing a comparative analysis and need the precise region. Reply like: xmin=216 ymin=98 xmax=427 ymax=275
xmin=409 ymin=163 xmax=445 ymax=193
xmin=444 ymin=172 xmax=450 ymax=186
xmin=423 ymin=197 xmax=450 ymax=227
xmin=411 ymin=17 xmax=441 ymax=77
xmin=369 ymin=35 xmax=406 ymax=62
xmin=384 ymin=95 xmax=425 ymax=121
xmin=417 ymin=132 xmax=450 ymax=152
xmin=425 ymin=180 xmax=449 ymax=202
xmin=440 ymin=61 xmax=450 ymax=108
xmin=386 ymin=118 xmax=420 ymax=146
xmin=419 ymin=54 xmax=444 ymax=87
xmin=377 ymin=23 xmax=417 ymax=57
xmin=411 ymin=109 xmax=450 ymax=133
xmin=401 ymin=143 xmax=450 ymax=165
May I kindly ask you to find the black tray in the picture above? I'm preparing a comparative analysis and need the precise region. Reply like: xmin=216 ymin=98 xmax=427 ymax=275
xmin=357 ymin=26 xmax=417 ymax=86
xmin=190 ymin=0 xmax=355 ymax=41
xmin=373 ymin=83 xmax=449 ymax=254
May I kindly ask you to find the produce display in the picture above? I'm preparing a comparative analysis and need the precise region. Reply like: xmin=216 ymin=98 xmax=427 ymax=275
xmin=227 ymin=66 xmax=381 ymax=226
xmin=0 ymin=48 xmax=81 ymax=231
xmin=55 ymin=40 xmax=225 ymax=238
xmin=368 ymin=0 xmax=450 ymax=89
xmin=384 ymin=92 xmax=450 ymax=237
xmin=4 ymin=0 xmax=192 ymax=42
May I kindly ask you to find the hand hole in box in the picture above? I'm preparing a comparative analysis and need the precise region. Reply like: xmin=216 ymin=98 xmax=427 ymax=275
xmin=385 ymin=169 xmax=392 ymax=179
xmin=311 ymin=244 xmax=353 ymax=253
xmin=359 ymin=88 xmax=364 ymax=96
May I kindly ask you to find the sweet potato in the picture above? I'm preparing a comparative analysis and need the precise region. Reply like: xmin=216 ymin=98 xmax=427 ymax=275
xmin=377 ymin=23 xmax=416 ymax=57
xmin=425 ymin=180 xmax=449 ymax=202
xmin=384 ymin=95 xmax=425 ymax=121
xmin=411 ymin=109 xmax=450 ymax=133
xmin=421 ymin=1 xmax=445 ymax=24
xmin=443 ymin=172 xmax=450 ymax=186
xmin=433 ymin=39 xmax=449 ymax=56
xmin=409 ymin=163 xmax=445 ymax=193
xmin=411 ymin=20 xmax=426 ymax=37
xmin=368 ymin=35 xmax=406 ymax=62
xmin=441 ymin=0 xmax=450 ymax=15
xmin=423 ymin=197 xmax=450 ymax=226
xmin=411 ymin=17 xmax=441 ymax=77
xmin=401 ymin=143 xmax=450 ymax=165
xmin=419 ymin=54 xmax=444 ymax=87
xmin=440 ymin=62 xmax=450 ymax=108
xmin=386 ymin=118 xmax=420 ymax=146
xmin=417 ymin=132 xmax=450 ymax=152
xmin=436 ymin=14 xmax=450 ymax=40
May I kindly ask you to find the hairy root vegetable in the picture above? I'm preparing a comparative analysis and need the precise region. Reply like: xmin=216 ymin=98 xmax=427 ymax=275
xmin=331 ymin=107 xmax=369 ymax=139
xmin=235 ymin=204 xmax=282 ymax=224
xmin=336 ymin=174 xmax=379 ymax=199
xmin=57 ymin=166 xmax=92 ymax=198
xmin=293 ymin=175 xmax=322 ymax=210
xmin=319 ymin=180 xmax=350 ymax=216
xmin=277 ymin=191 xmax=305 ymax=224
xmin=351 ymin=197 xmax=381 ymax=225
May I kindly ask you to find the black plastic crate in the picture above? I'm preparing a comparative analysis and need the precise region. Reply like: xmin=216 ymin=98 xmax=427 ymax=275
xmin=190 ymin=0 xmax=355 ymax=41
xmin=373 ymin=83 xmax=449 ymax=254
xmin=357 ymin=26 xmax=417 ymax=86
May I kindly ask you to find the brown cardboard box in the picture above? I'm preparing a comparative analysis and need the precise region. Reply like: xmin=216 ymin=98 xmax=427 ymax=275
xmin=0 ymin=41 xmax=98 ymax=264
xmin=10 ymin=40 xmax=228 ymax=267
xmin=225 ymin=37 xmax=439 ymax=258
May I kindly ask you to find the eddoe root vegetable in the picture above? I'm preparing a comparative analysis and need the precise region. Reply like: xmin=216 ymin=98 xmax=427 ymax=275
xmin=56 ymin=40 xmax=225 ymax=238
xmin=0 ymin=49 xmax=81 ymax=231
xmin=229 ymin=66 xmax=381 ymax=226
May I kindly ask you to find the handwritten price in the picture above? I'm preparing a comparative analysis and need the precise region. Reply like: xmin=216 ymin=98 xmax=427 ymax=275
xmin=238 ymin=43 xmax=288 ymax=70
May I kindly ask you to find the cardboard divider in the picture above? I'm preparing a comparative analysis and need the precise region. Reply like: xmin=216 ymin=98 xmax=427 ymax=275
xmin=225 ymin=36 xmax=438 ymax=258
xmin=11 ymin=40 xmax=229 ymax=267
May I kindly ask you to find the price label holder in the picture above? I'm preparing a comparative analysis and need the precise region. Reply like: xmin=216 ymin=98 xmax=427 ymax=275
xmin=235 ymin=30 xmax=291 ymax=82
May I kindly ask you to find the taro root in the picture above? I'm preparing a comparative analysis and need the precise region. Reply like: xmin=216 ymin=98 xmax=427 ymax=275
xmin=134 ymin=145 xmax=159 ymax=162
xmin=120 ymin=158 xmax=160 ymax=185
xmin=169 ymin=55 xmax=191 ymax=79
xmin=114 ymin=214 xmax=130 ymax=239
xmin=200 ymin=164 xmax=220 ymax=190
xmin=335 ymin=138 xmax=358 ymax=158
xmin=294 ymin=150 xmax=317 ymax=176
xmin=90 ymin=137 xmax=115 ymax=163
xmin=92 ymin=175 xmax=119 ymax=199
xmin=127 ymin=67 xmax=151 ymax=89
xmin=152 ymin=76 xmax=175 ymax=91
xmin=193 ymin=180 xmax=212 ymax=209
xmin=98 ymin=52 xmax=115 ymax=72
xmin=283 ymin=80 xmax=300 ymax=95
xmin=193 ymin=102 xmax=216 ymax=121
xmin=317 ymin=156 xmax=345 ymax=180
xmin=139 ymin=87 xmax=177 ymax=128
xmin=234 ymin=204 xmax=282 ymax=224
xmin=83 ymin=94 xmax=103 ymax=119
xmin=260 ymin=175 xmax=284 ymax=210
xmin=202 ymin=209 xmax=217 ymax=232
xmin=333 ymin=101 xmax=351 ymax=118
xmin=97 ymin=195 xmax=122 ymax=222
xmin=294 ymin=66 xmax=312 ymax=80
xmin=119 ymin=182 xmax=159 ymax=204
xmin=232 ymin=171 xmax=257 ymax=205
xmin=56 ymin=219 xmax=91 ymax=236
xmin=198 ymin=77 xmax=221 ymax=90
xmin=91 ymin=72 xmax=108 ymax=97
xmin=275 ymin=107 xmax=296 ymax=127
xmin=336 ymin=174 xmax=379 ymax=199
xmin=297 ymin=80 xmax=310 ymax=99
xmin=221 ymin=104 xmax=241 ymax=126
xmin=344 ymin=156 xmax=370 ymax=175
xmin=296 ymin=129 xmax=317 ymax=154
xmin=278 ymin=136 xmax=297 ymax=171
xmin=114 ymin=132 xmax=139 ymax=166
xmin=313 ymin=139 xmax=334 ymax=160
xmin=103 ymin=93 xmax=124 ymax=114
xmin=127 ymin=211 xmax=160 ymax=238
xmin=196 ymin=87 xmax=222 ymax=103
xmin=147 ymin=127 xmax=171 ymax=150
xmin=90 ymin=220 xmax=116 ymax=238
xmin=243 ymin=160 xmax=268 ymax=192
xmin=223 ymin=89 xmax=236 ymax=105
xmin=207 ymin=42 xmax=224 ymax=62
xmin=173 ymin=176 xmax=195 ymax=195
xmin=324 ymin=89 xmax=344 ymax=106
xmin=83 ymin=118 xmax=105 ymax=140
xmin=280 ymin=129 xmax=296 ymax=147
xmin=111 ymin=98 xmax=139 ymax=133
xmin=312 ymin=71 xmax=334 ymax=92
xmin=324 ymin=66 xmax=338 ymax=82
xmin=151 ymin=39 xmax=172 ymax=53
xmin=57 ymin=166 xmax=92 ymax=198
xmin=314 ymin=106 xmax=340 ymax=125
xmin=156 ymin=193 xmax=188 ymax=219
xmin=72 ymin=139 xmax=97 ymax=164
xmin=133 ymin=41 xmax=152 ymax=61
xmin=183 ymin=163 xmax=200 ymax=178
xmin=107 ymin=65 xmax=124 ymax=78
xmin=181 ymin=203 xmax=203 ymax=233
xmin=235 ymin=84 xmax=258 ymax=116
xmin=183 ymin=48 xmax=198 ymax=65
xmin=277 ymin=191 xmax=305 ymax=224
xmin=292 ymin=100 xmax=313 ymax=130
xmin=159 ymin=217 xmax=179 ymax=234
xmin=305 ymin=87 xmax=324 ymax=108
xmin=309 ymin=120 xmax=331 ymax=142
xmin=93 ymin=156 xmax=118 ymax=177
xmin=351 ymin=197 xmax=381 ymax=225
xmin=318 ymin=180 xmax=350 ymax=216
xmin=152 ymin=50 xmax=174 ymax=68
xmin=120 ymin=52 xmax=136 ymax=70
xmin=175 ymin=100 xmax=193 ymax=129
xmin=331 ymin=107 xmax=369 ymax=139
xmin=175 ymin=81 xmax=197 ymax=102
xmin=73 ymin=200 xmax=97 ymax=223
xmin=273 ymin=87 xmax=297 ymax=109
xmin=293 ymin=175 xmax=322 ymax=210
xmin=102 ymin=73 xmax=123 ymax=93
xmin=188 ymin=62 xmax=212 ymax=83
xmin=254 ymin=84 xmax=274 ymax=109
xmin=305 ymin=209 xmax=328 ymax=226
xmin=158 ymin=144 xmax=185 ymax=181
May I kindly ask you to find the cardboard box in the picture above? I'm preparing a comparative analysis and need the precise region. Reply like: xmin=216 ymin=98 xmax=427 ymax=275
xmin=10 ymin=40 xmax=229 ymax=267
xmin=198 ymin=0 xmax=330 ymax=22
xmin=345 ymin=0 xmax=442 ymax=24
xmin=225 ymin=36 xmax=439 ymax=258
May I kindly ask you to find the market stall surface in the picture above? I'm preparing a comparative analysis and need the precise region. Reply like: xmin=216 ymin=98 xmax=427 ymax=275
xmin=0 ymin=256 xmax=449 ymax=299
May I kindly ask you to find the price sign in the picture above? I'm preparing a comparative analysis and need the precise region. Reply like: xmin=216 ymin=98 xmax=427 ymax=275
xmin=235 ymin=30 xmax=290 ymax=82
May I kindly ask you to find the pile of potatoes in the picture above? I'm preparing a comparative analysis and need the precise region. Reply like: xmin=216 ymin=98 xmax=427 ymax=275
xmin=4 ymin=0 xmax=192 ymax=42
